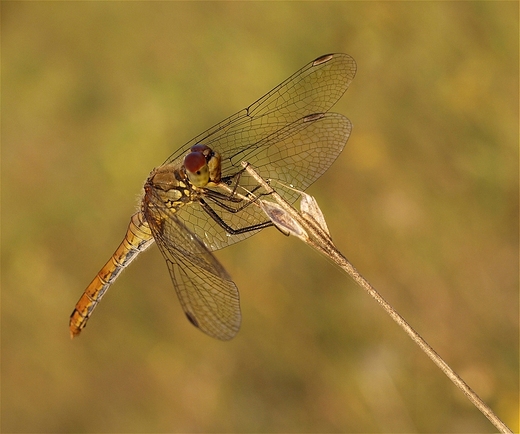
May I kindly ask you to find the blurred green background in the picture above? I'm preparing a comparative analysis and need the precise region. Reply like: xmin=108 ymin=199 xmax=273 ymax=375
xmin=2 ymin=2 xmax=518 ymax=432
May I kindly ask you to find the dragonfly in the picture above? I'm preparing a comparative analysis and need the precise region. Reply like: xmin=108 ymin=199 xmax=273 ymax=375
xmin=69 ymin=53 xmax=357 ymax=340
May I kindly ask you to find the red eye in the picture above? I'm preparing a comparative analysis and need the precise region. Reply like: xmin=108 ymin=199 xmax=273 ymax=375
xmin=190 ymin=144 xmax=210 ymax=154
xmin=184 ymin=152 xmax=206 ymax=173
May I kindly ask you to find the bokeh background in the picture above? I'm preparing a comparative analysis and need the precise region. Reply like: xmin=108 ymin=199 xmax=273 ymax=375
xmin=2 ymin=2 xmax=518 ymax=432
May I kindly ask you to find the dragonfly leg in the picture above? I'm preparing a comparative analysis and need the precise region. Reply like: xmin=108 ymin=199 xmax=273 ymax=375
xmin=204 ymin=186 xmax=272 ymax=214
xmin=220 ymin=166 xmax=248 ymax=197
xmin=199 ymin=198 xmax=273 ymax=235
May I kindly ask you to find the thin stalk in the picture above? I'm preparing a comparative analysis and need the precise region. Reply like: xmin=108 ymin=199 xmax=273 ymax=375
xmin=241 ymin=162 xmax=512 ymax=434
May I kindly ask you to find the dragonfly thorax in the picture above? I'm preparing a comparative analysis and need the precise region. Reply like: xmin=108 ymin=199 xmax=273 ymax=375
xmin=147 ymin=163 xmax=186 ymax=191
xmin=143 ymin=143 xmax=223 ymax=213
xmin=144 ymin=164 xmax=194 ymax=211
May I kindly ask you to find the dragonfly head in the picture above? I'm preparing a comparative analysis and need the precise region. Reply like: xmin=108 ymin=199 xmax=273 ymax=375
xmin=184 ymin=144 xmax=222 ymax=187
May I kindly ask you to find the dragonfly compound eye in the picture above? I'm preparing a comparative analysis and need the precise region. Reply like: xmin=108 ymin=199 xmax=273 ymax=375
xmin=184 ymin=151 xmax=210 ymax=187
xmin=190 ymin=144 xmax=210 ymax=154
xmin=207 ymin=150 xmax=222 ymax=184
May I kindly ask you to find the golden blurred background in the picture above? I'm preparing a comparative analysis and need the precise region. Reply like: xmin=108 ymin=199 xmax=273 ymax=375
xmin=2 ymin=2 xmax=518 ymax=432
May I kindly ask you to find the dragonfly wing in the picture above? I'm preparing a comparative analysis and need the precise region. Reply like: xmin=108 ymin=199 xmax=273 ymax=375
xmin=145 ymin=200 xmax=241 ymax=340
xmin=164 ymin=53 xmax=356 ymax=172
xmin=173 ymin=112 xmax=352 ymax=251
xmin=161 ymin=54 xmax=355 ymax=252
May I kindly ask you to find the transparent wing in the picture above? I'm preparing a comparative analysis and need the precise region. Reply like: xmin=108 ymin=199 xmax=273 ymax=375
xmin=161 ymin=54 xmax=356 ymax=251
xmin=164 ymin=53 xmax=356 ymax=175
xmin=176 ymin=112 xmax=352 ymax=251
xmin=144 ymin=193 xmax=241 ymax=340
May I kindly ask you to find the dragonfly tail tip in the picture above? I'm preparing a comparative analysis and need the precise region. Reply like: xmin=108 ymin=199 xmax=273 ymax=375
xmin=69 ymin=327 xmax=81 ymax=339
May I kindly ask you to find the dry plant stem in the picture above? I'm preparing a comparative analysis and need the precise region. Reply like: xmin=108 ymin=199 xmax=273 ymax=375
xmin=241 ymin=162 xmax=512 ymax=434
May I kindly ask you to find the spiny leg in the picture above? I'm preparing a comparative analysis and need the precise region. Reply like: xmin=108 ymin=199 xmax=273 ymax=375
xmin=199 ymin=198 xmax=274 ymax=235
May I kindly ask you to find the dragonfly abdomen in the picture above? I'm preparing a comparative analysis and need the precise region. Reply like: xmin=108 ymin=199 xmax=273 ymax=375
xmin=69 ymin=212 xmax=154 ymax=338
